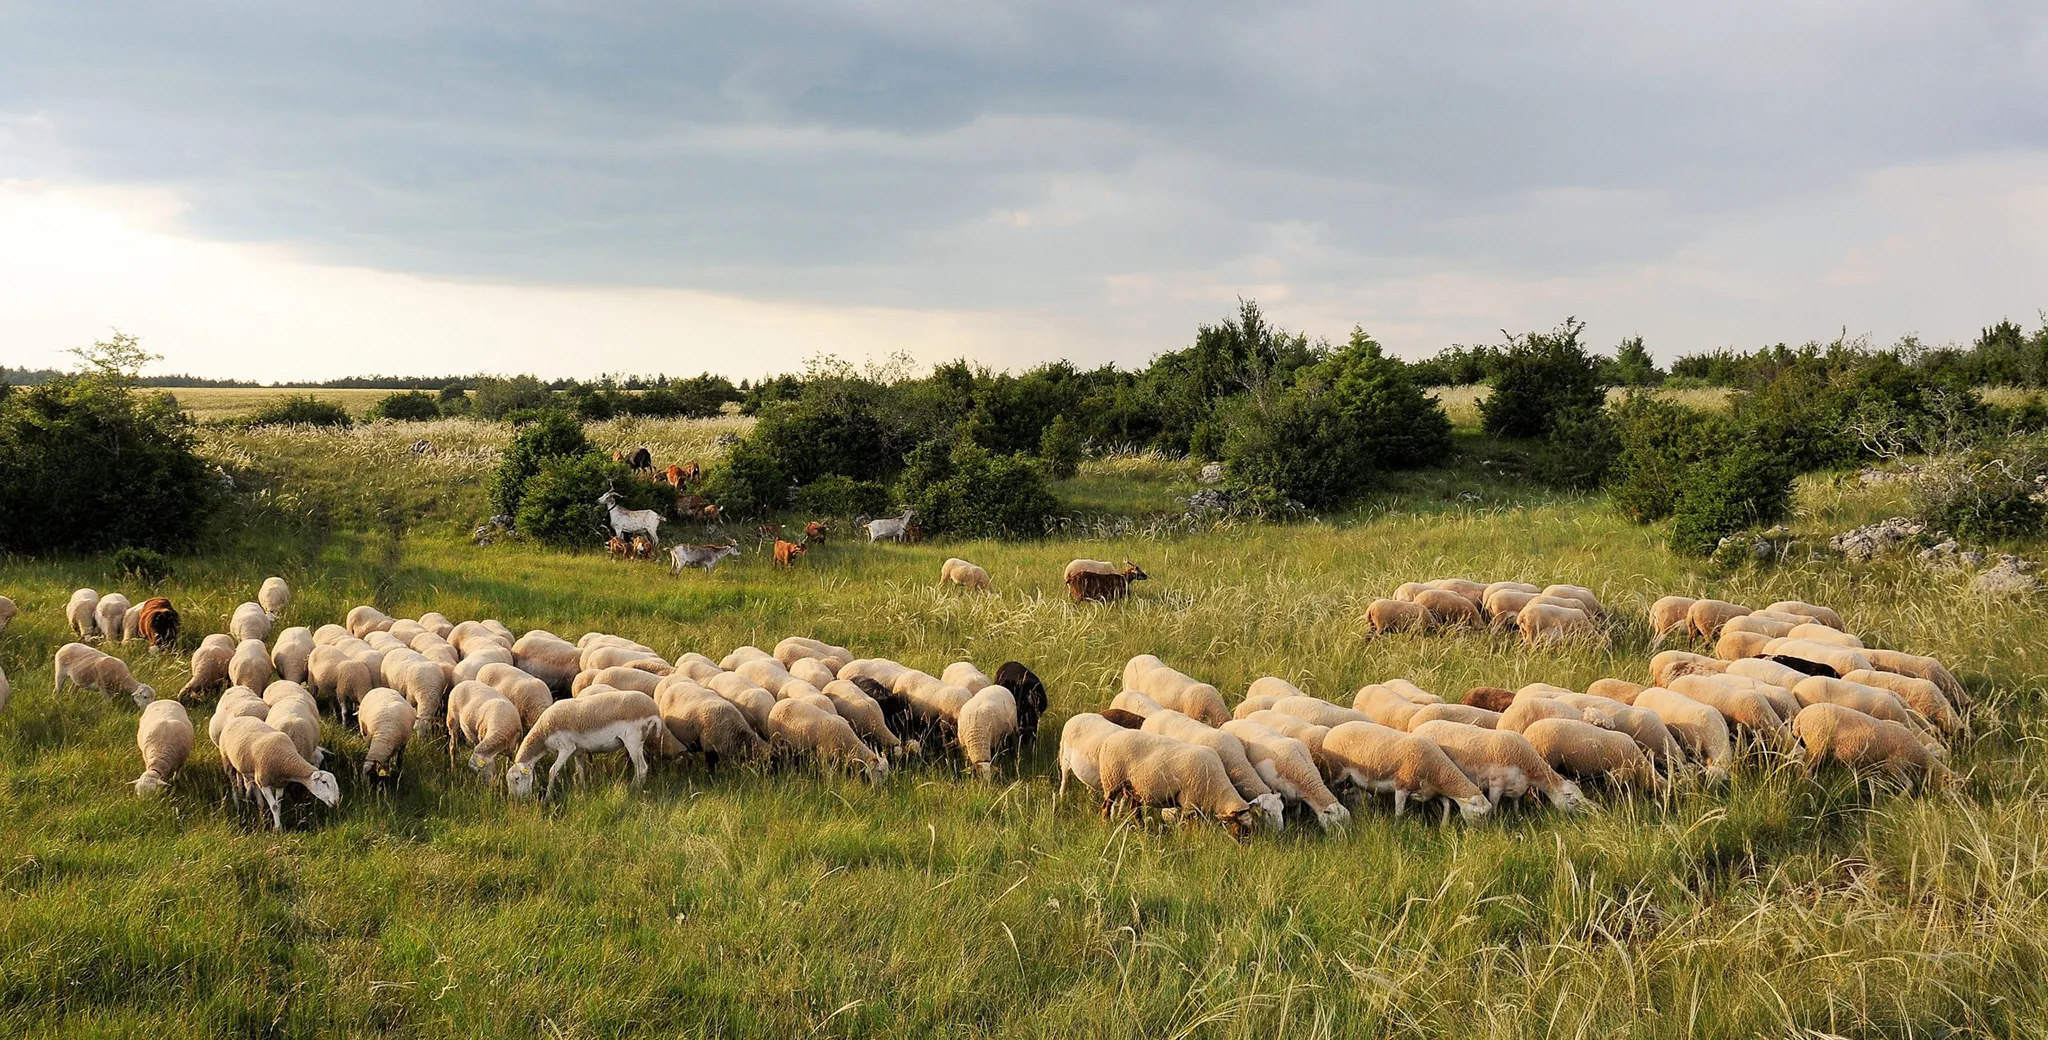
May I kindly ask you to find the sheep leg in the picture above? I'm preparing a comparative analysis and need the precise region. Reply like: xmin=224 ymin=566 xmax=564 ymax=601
xmin=546 ymin=748 xmax=577 ymax=799
xmin=261 ymin=786 xmax=285 ymax=831
xmin=1393 ymin=789 xmax=1407 ymax=816
xmin=1486 ymin=782 xmax=1503 ymax=805
xmin=624 ymin=736 xmax=651 ymax=787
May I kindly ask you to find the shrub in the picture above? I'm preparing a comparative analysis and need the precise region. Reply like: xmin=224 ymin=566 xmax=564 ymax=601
xmin=112 ymin=546 xmax=173 ymax=584
xmin=514 ymin=453 xmax=657 ymax=548
xmin=1911 ymin=447 xmax=2048 ymax=541
xmin=369 ymin=390 xmax=441 ymax=421
xmin=795 ymin=474 xmax=891 ymax=519
xmin=1480 ymin=318 xmax=1605 ymax=439
xmin=249 ymin=394 xmax=352 ymax=428
xmin=899 ymin=440 xmax=1060 ymax=538
xmin=1531 ymin=405 xmax=1620 ymax=491
xmin=0 ymin=377 xmax=216 ymax=554
xmin=1607 ymin=394 xmax=1737 ymax=523
xmin=700 ymin=440 xmax=789 ymax=519
xmin=472 ymin=375 xmax=555 ymax=419
xmin=753 ymin=393 xmax=898 ymax=485
xmin=1038 ymin=414 xmax=1083 ymax=479
xmin=1668 ymin=444 xmax=1794 ymax=557
xmin=437 ymin=384 xmax=471 ymax=414
xmin=488 ymin=411 xmax=589 ymax=520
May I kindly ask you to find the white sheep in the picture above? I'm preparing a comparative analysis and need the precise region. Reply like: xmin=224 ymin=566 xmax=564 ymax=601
xmin=1791 ymin=676 xmax=1940 ymax=747
xmin=308 ymin=645 xmax=375 ymax=725
xmin=1841 ymin=668 xmax=1960 ymax=735
xmin=1685 ymin=599 xmax=1752 ymax=641
xmin=1519 ymin=602 xmax=1596 ymax=647
xmin=1762 ymin=638 xmax=1872 ymax=676
xmin=1271 ymin=695 xmax=1372 ymax=730
xmin=1409 ymin=720 xmax=1586 ymax=811
xmin=512 ymin=632 xmax=582 ymax=693
xmin=939 ymin=557 xmax=994 ymax=592
xmin=674 ymin=652 xmax=725 ymax=683
xmin=258 ymin=576 xmax=291 ymax=619
xmin=572 ymin=665 xmax=662 ymax=697
xmin=771 ymin=636 xmax=854 ymax=672
xmin=224 ymin=638 xmax=272 ymax=693
xmin=768 ymin=698 xmax=888 ymax=783
xmin=228 ymin=601 xmax=271 ymax=644
xmin=416 ymin=612 xmax=455 ymax=639
xmin=386 ymin=656 xmax=450 ymax=734
xmin=1765 ymin=600 xmax=1844 ymax=630
xmin=735 ymin=656 xmax=798 ymax=694
xmin=1219 ymin=719 xmax=1350 ymax=829
xmin=789 ymin=657 xmax=839 ymax=689
xmin=1860 ymin=648 xmax=1969 ymax=709
xmin=818 ymin=679 xmax=906 ymax=755
xmin=208 ymin=686 xmax=268 ymax=746
xmin=271 ymin=627 xmax=314 ymax=684
xmin=179 ymin=633 xmax=236 ymax=700
xmin=345 ymin=605 xmax=396 ymax=637
xmin=0 ymin=594 xmax=15 ymax=637
xmin=474 ymin=662 xmax=557 ymax=729
xmin=839 ymin=658 xmax=913 ymax=688
xmin=1057 ymin=712 xmax=1129 ymax=798
xmin=1791 ymin=702 xmax=1945 ymax=789
xmin=133 ymin=699 xmax=193 ymax=796
xmin=450 ymin=682 xmax=525 ymax=781
xmin=453 ymin=645 xmax=518 ymax=683
xmin=653 ymin=679 xmax=770 ymax=769
xmin=705 ymin=672 xmax=778 ymax=735
xmin=941 ymin=661 xmax=992 ymax=694
xmin=1319 ymin=720 xmax=1492 ymax=819
xmin=53 ymin=642 xmax=154 ymax=708
xmin=1122 ymin=655 xmax=1230 ymax=726
xmin=357 ymin=687 xmax=417 ymax=780
xmin=94 ymin=592 xmax=132 ymax=644
xmin=1632 ymin=687 xmax=1734 ymax=779
xmin=66 ymin=588 xmax=100 ymax=640
xmin=1521 ymin=717 xmax=1656 ymax=788
xmin=1668 ymin=674 xmax=1791 ymax=744
xmin=266 ymin=696 xmax=326 ymax=769
xmin=1094 ymin=729 xmax=1259 ymax=837
xmin=1139 ymin=709 xmax=1285 ymax=829
xmin=506 ymin=690 xmax=679 ymax=799
xmin=217 ymin=716 xmax=341 ymax=830
xmin=957 ymin=685 xmax=1020 ymax=780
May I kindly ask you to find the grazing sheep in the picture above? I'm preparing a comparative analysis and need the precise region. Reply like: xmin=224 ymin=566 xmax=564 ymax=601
xmin=470 ymin=662 xmax=554 ymax=728
xmin=358 ymin=687 xmax=417 ymax=781
xmin=1860 ymin=649 xmax=1969 ymax=709
xmin=705 ymin=672 xmax=778 ymax=736
xmin=1428 ymin=578 xmax=1490 ymax=609
xmin=573 ymin=666 xmax=662 ymax=697
xmin=226 ymin=601 xmax=270 ymax=645
xmin=992 ymin=661 xmax=1048 ymax=751
xmin=218 ymin=716 xmax=341 ymax=830
xmin=451 ymin=684 xmax=525 ymax=781
xmin=1685 ymin=599 xmax=1752 ymax=641
xmin=942 ymin=661 xmax=993 ymax=694
xmin=133 ymin=597 xmax=180 ymax=652
xmin=787 ymin=657 xmax=837 ymax=689
xmin=258 ymin=577 xmax=290 ymax=619
xmin=92 ymin=592 xmax=131 ymax=644
xmin=312 ymin=624 xmax=350 ymax=646
xmin=736 ymin=656 xmax=801 ymax=695
xmin=653 ymin=679 xmax=770 ymax=769
xmin=1541 ymin=584 xmax=1603 ymax=616
xmin=1585 ymin=678 xmax=1647 ymax=704
xmin=1633 ymin=687 xmax=1734 ymax=778
xmin=507 ymin=690 xmax=679 ymax=799
xmin=1766 ymin=600 xmax=1844 ymax=630
xmin=1763 ymin=638 xmax=1872 ymax=677
xmin=1246 ymin=711 xmax=1341 ymax=784
xmin=1520 ymin=603 xmax=1596 ymax=647
xmin=179 ymin=634 xmax=236 ymax=700
xmin=67 ymin=588 xmax=100 ymax=640
xmin=0 ymin=594 xmax=14 ymax=636
xmin=1724 ymin=657 xmax=1810 ymax=691
xmin=1409 ymin=721 xmax=1586 ymax=811
xmin=1791 ymin=677 xmax=1939 ymax=746
xmin=1689 ymin=672 xmax=1799 ymax=723
xmin=1366 ymin=598 xmax=1430 ymax=634
xmin=1789 ymin=623 xmax=1862 ymax=649
xmin=1095 ymin=729 xmax=1259 ymax=837
xmin=772 ymin=636 xmax=854 ymax=672
xmin=1123 ymin=655 xmax=1230 ymax=726
xmin=1521 ymin=717 xmax=1656 ymax=787
xmin=133 ymin=699 xmax=194 ymax=796
xmin=270 ymin=627 xmax=314 ymax=684
xmin=208 ymin=687 xmax=268 ymax=746
xmin=1485 ymin=580 xmax=1542 ymax=600
xmin=512 ymin=631 xmax=582 ymax=693
xmin=451 ymin=620 xmax=516 ymax=657
xmin=266 ymin=697 xmax=326 ymax=768
xmin=1481 ymin=587 xmax=1541 ymax=624
xmin=574 ymin=645 xmax=665 ymax=677
xmin=1272 ymin=695 xmax=1372 ymax=730
xmin=1057 ymin=712 xmax=1130 ymax=798
xmin=1320 ymin=721 xmax=1492 ymax=819
xmin=1393 ymin=581 xmax=1432 ymax=602
xmin=1669 ymin=674 xmax=1791 ymax=742
xmin=1715 ymin=629 xmax=1773 ymax=660
xmin=818 ymin=679 xmax=906 ymax=755
xmin=1110 ymin=689 xmax=1166 ymax=720
xmin=720 ymin=645 xmax=772 ymax=670
xmin=1415 ymin=588 xmax=1483 ymax=628
xmin=839 ymin=658 xmax=913 ymax=688
xmin=674 ymin=652 xmax=724 ymax=683
xmin=1842 ymin=668 xmax=1960 ymax=734
xmin=1791 ymin=702 xmax=1945 ymax=789
xmin=1650 ymin=650 xmax=1729 ymax=688
xmin=1723 ymin=614 xmax=1797 ymax=641
xmin=1247 ymin=677 xmax=1309 ymax=702
xmin=1235 ymin=694 xmax=1282 ymax=719
xmin=1407 ymin=703 xmax=1501 ymax=730
xmin=53 ymin=642 xmax=154 ymax=707
xmin=1499 ymin=695 xmax=1585 ymax=733
xmin=386 ymin=656 xmax=450 ymax=734
xmin=346 ymin=605 xmax=396 ymax=637
xmin=1220 ymin=719 xmax=1349 ymax=829
xmin=308 ymin=646 xmax=375 ymax=725
xmin=956 ymin=685 xmax=1021 ymax=780
xmin=940 ymin=558 xmax=995 ymax=592
xmin=1067 ymin=562 xmax=1149 ymax=604
xmin=1352 ymin=684 xmax=1423 ymax=729
xmin=894 ymin=672 xmax=974 ymax=735
xmin=1462 ymin=686 xmax=1517 ymax=712
xmin=262 ymin=678 xmax=319 ymax=714
xmin=1140 ymin=709 xmax=1285 ymax=829
xmin=416 ymin=612 xmax=455 ymax=639
xmin=768 ymin=698 xmax=888 ymax=782
xmin=1551 ymin=694 xmax=1683 ymax=768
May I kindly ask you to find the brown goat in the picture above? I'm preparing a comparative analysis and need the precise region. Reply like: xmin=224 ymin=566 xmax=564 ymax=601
xmin=1067 ymin=562 xmax=1149 ymax=603
xmin=774 ymin=540 xmax=808 ymax=568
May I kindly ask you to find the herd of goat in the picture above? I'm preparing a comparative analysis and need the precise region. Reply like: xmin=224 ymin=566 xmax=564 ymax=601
xmin=0 ymin=567 xmax=1973 ymax=835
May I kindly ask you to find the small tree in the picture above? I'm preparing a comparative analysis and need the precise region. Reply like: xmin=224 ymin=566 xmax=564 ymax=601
xmin=700 ymin=440 xmax=789 ymax=519
xmin=248 ymin=395 xmax=353 ymax=427
xmin=369 ymin=390 xmax=441 ymax=421
xmin=1668 ymin=444 xmax=1794 ymax=557
xmin=67 ymin=329 xmax=160 ymax=385
xmin=1038 ymin=414 xmax=1083 ymax=479
xmin=1605 ymin=336 xmax=1662 ymax=387
xmin=901 ymin=441 xmax=1060 ymax=538
xmin=1480 ymin=318 xmax=1605 ymax=439
xmin=488 ymin=411 xmax=589 ymax=519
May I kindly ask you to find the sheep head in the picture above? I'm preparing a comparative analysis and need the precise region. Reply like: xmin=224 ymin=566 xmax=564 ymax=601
xmin=303 ymin=770 xmax=342 ymax=808
xmin=133 ymin=772 xmax=171 ymax=797
xmin=506 ymin=761 xmax=537 ymax=798
xmin=1454 ymin=793 xmax=1494 ymax=819
xmin=1219 ymin=807 xmax=1258 ymax=839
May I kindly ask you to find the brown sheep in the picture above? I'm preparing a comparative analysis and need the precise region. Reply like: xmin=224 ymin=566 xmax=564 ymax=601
xmin=1414 ymin=588 xmax=1482 ymax=629
xmin=1520 ymin=603 xmax=1595 ymax=647
xmin=1586 ymin=678 xmax=1647 ymax=704
xmin=1650 ymin=650 xmax=1728 ymax=688
xmin=1462 ymin=686 xmax=1517 ymax=713
xmin=1715 ymin=629 xmax=1773 ymax=661
xmin=1067 ymin=563 xmax=1148 ymax=604
xmin=1428 ymin=578 xmax=1489 ymax=609
xmin=1766 ymin=601 xmax=1844 ymax=630
xmin=1648 ymin=596 xmax=1697 ymax=644
xmin=1792 ymin=702 xmax=1945 ymax=789
xmin=1366 ymin=598 xmax=1430 ymax=634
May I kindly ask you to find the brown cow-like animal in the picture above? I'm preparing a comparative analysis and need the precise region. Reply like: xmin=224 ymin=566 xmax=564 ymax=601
xmin=136 ymin=597 xmax=180 ymax=652
xmin=774 ymin=540 xmax=808 ymax=568
xmin=1066 ymin=562 xmax=1149 ymax=603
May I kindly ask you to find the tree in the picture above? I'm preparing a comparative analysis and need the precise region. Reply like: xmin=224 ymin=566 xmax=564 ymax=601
xmin=66 ymin=329 xmax=160 ymax=385
xmin=488 ymin=411 xmax=589 ymax=519
xmin=369 ymin=391 xmax=441 ymax=421
xmin=1480 ymin=318 xmax=1605 ymax=439
xmin=1606 ymin=336 xmax=1662 ymax=387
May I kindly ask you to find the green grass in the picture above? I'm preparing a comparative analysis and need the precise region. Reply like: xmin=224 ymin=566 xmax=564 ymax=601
xmin=3 ymin=418 xmax=2048 ymax=1037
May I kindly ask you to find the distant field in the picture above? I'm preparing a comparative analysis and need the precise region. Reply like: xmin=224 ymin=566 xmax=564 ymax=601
xmin=1430 ymin=385 xmax=1734 ymax=429
xmin=161 ymin=386 xmax=399 ymax=421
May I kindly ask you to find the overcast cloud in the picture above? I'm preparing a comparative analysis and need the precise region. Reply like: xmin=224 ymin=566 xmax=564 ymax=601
xmin=2 ymin=1 xmax=2046 ymax=378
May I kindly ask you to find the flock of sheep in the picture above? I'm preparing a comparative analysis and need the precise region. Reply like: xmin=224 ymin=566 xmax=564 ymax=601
xmin=8 ymin=567 xmax=1972 ymax=838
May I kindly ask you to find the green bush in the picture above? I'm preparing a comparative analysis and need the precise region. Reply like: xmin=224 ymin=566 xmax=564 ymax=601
xmin=1607 ymin=394 xmax=1737 ymax=523
xmin=1480 ymin=318 xmax=1605 ymax=439
xmin=1531 ymin=405 xmax=1619 ymax=491
xmin=489 ymin=411 xmax=589 ymax=519
xmin=753 ymin=393 xmax=898 ymax=485
xmin=472 ymin=376 xmax=556 ymax=419
xmin=112 ymin=546 xmax=173 ymax=584
xmin=0 ymin=377 xmax=215 ymax=554
xmin=248 ymin=394 xmax=352 ymax=428
xmin=795 ymin=474 xmax=891 ymax=518
xmin=1668 ymin=444 xmax=1794 ymax=557
xmin=1038 ymin=414 xmax=1083 ymax=479
xmin=369 ymin=390 xmax=441 ymax=421
xmin=899 ymin=440 xmax=1060 ymax=537
xmin=700 ymin=440 xmax=789 ymax=519
xmin=1911 ymin=447 xmax=2048 ymax=541
xmin=514 ymin=453 xmax=659 ymax=548
xmin=437 ymin=384 xmax=471 ymax=414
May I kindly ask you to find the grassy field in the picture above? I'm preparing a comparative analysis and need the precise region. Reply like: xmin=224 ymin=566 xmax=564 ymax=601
xmin=161 ymin=387 xmax=400 ymax=422
xmin=3 ymin=416 xmax=2046 ymax=1038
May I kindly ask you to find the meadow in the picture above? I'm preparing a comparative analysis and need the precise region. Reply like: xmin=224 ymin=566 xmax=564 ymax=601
xmin=3 ymin=414 xmax=2047 ymax=1038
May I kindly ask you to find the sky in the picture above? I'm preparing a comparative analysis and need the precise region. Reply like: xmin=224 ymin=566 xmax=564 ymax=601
xmin=2 ymin=2 xmax=2045 ymax=382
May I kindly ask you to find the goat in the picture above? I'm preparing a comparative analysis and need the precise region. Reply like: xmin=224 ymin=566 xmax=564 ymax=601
xmin=628 ymin=447 xmax=652 ymax=472
xmin=774 ymin=540 xmax=808 ymax=568
xmin=1066 ymin=561 xmax=1148 ymax=603
xmin=866 ymin=508 xmax=915 ymax=544
xmin=663 ymin=464 xmax=686 ymax=487
xmin=670 ymin=541 xmax=742 ymax=575
xmin=597 ymin=489 xmax=663 ymax=548
xmin=804 ymin=520 xmax=829 ymax=542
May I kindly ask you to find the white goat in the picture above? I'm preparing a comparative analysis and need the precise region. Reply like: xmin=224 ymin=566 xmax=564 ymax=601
xmin=866 ymin=508 xmax=915 ymax=544
xmin=670 ymin=541 xmax=742 ymax=575
xmin=597 ymin=490 xmax=663 ymax=547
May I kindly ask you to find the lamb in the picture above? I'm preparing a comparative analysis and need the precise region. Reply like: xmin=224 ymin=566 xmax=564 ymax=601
xmin=66 ymin=588 xmax=100 ymax=639
xmin=1766 ymin=600 xmax=1844 ymax=630
xmin=1791 ymin=702 xmax=1946 ymax=789
xmin=866 ymin=508 xmax=916 ymax=544
xmin=1122 ymin=655 xmax=1230 ymax=726
xmin=1058 ymin=712 xmax=1129 ymax=798
xmin=474 ymin=662 xmax=556 ymax=728
xmin=133 ymin=699 xmax=193 ymax=796
xmin=507 ymin=690 xmax=679 ymax=798
xmin=1715 ymin=629 xmax=1773 ymax=661
xmin=939 ymin=557 xmax=995 ymax=592
xmin=1520 ymin=603 xmax=1596 ymax=647
xmin=1841 ymin=668 xmax=1960 ymax=734
xmin=1860 ymin=649 xmax=1969 ymax=709
xmin=512 ymin=631 xmax=582 ymax=693
xmin=271 ymin=627 xmax=314 ymax=684
xmin=1139 ymin=709 xmax=1285 ymax=829
xmin=357 ymin=687 xmax=417 ymax=780
xmin=1686 ymin=599 xmax=1751 ymax=641
xmin=228 ymin=601 xmax=271 ymax=644
xmin=1366 ymin=598 xmax=1430 ymax=634
xmin=768 ymin=698 xmax=888 ymax=782
xmin=346 ymin=605 xmax=396 ymax=637
xmin=705 ymin=672 xmax=778 ymax=736
xmin=1788 ymin=623 xmax=1862 ymax=649
xmin=653 ymin=679 xmax=769 ymax=768
xmin=1791 ymin=677 xmax=1940 ymax=745
xmin=1272 ymin=695 xmax=1373 ymax=730
xmin=1219 ymin=719 xmax=1350 ymax=829
xmin=258 ymin=576 xmax=291 ymax=619
xmin=217 ymin=716 xmax=342 ymax=830
xmin=573 ymin=666 xmax=662 ymax=697
xmin=1650 ymin=650 xmax=1729 ymax=688
xmin=1763 ymin=638 xmax=1872 ymax=676
xmin=1541 ymin=584 xmax=1603 ymax=616
xmin=1319 ymin=721 xmax=1492 ymax=819
xmin=1585 ymin=678 xmax=1647 ymax=704
xmin=1094 ymin=729 xmax=1259 ymax=837
xmin=1521 ymin=717 xmax=1656 ymax=787
xmin=0 ymin=594 xmax=14 ymax=636
xmin=957 ymin=685 xmax=1021 ymax=780
xmin=942 ymin=661 xmax=993 ymax=694
xmin=1461 ymin=686 xmax=1517 ymax=712
xmin=818 ymin=679 xmax=907 ymax=755
xmin=1408 ymin=720 xmax=1587 ymax=811
xmin=179 ymin=634 xmax=236 ymax=700
xmin=1632 ymin=687 xmax=1734 ymax=778
xmin=53 ymin=642 xmax=155 ymax=707
xmin=992 ymin=661 xmax=1048 ymax=750
xmin=1414 ymin=588 xmax=1483 ymax=628
xmin=308 ymin=645 xmax=374 ymax=725
xmin=450 ymin=682 xmax=525 ymax=780
xmin=1668 ymin=674 xmax=1791 ymax=742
